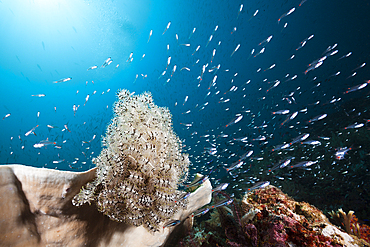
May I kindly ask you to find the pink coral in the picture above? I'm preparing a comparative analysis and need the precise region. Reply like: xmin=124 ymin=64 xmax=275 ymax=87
xmin=241 ymin=186 xmax=356 ymax=247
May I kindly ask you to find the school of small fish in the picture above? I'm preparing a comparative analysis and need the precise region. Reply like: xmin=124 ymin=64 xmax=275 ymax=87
xmin=1 ymin=1 xmax=370 ymax=218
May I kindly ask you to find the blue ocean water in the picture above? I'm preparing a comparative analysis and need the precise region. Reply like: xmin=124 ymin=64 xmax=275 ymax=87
xmin=1 ymin=0 xmax=370 ymax=218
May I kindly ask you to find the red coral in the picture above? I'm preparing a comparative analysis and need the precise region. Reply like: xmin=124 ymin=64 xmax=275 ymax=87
xmin=245 ymin=186 xmax=343 ymax=247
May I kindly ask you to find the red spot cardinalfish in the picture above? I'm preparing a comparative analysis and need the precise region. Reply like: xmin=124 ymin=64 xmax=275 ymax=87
xmin=307 ymin=114 xmax=327 ymax=123
xmin=2 ymin=113 xmax=11 ymax=120
xmin=33 ymin=138 xmax=56 ymax=148
xmin=64 ymin=124 xmax=71 ymax=132
xmin=163 ymin=219 xmax=181 ymax=228
xmin=209 ymin=198 xmax=233 ymax=209
xmin=278 ymin=7 xmax=295 ymax=24
xmin=289 ymin=160 xmax=318 ymax=169
xmin=225 ymin=160 xmax=243 ymax=172
xmin=225 ymin=114 xmax=243 ymax=128
xmin=343 ymin=80 xmax=370 ymax=94
xmin=212 ymin=183 xmax=229 ymax=193
xmin=191 ymin=207 xmax=210 ymax=217
xmin=266 ymin=157 xmax=294 ymax=173
xmin=53 ymin=77 xmax=71 ymax=83
xmin=162 ymin=22 xmax=171 ymax=35
xmin=246 ymin=181 xmax=270 ymax=192
xmin=25 ymin=125 xmax=39 ymax=136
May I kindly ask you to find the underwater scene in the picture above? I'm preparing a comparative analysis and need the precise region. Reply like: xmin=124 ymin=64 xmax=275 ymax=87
xmin=1 ymin=0 xmax=370 ymax=246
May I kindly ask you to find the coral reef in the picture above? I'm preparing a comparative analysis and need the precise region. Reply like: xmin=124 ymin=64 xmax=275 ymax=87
xmin=240 ymin=185 xmax=369 ymax=246
xmin=0 ymin=164 xmax=212 ymax=247
xmin=72 ymin=89 xmax=190 ymax=232
xmin=329 ymin=209 xmax=355 ymax=234
xmin=182 ymin=185 xmax=370 ymax=247
xmin=329 ymin=208 xmax=370 ymax=243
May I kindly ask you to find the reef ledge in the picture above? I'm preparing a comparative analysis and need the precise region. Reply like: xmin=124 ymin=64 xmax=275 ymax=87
xmin=0 ymin=164 xmax=212 ymax=247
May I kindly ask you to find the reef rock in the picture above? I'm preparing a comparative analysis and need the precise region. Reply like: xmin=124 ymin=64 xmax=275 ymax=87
xmin=0 ymin=164 xmax=212 ymax=247
xmin=241 ymin=185 xmax=369 ymax=247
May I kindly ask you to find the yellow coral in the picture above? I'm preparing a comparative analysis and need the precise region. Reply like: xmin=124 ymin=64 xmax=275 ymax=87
xmin=329 ymin=208 xmax=354 ymax=235
xmin=72 ymin=89 xmax=189 ymax=232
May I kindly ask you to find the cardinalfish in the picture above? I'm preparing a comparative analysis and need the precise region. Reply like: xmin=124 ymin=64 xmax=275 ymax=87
xmin=163 ymin=219 xmax=181 ymax=228
xmin=209 ymin=198 xmax=233 ymax=209
xmin=246 ymin=181 xmax=270 ymax=192
xmin=166 ymin=56 xmax=171 ymax=70
xmin=162 ymin=22 xmax=171 ymax=35
xmin=87 ymin=65 xmax=98 ymax=71
xmin=225 ymin=160 xmax=243 ymax=172
xmin=126 ymin=53 xmax=133 ymax=63
xmin=248 ymin=9 xmax=259 ymax=22
xmin=53 ymin=77 xmax=71 ymax=83
xmin=158 ymin=70 xmax=166 ymax=79
xmin=192 ymin=45 xmax=200 ymax=56
xmin=82 ymin=134 xmax=96 ymax=144
xmin=73 ymin=104 xmax=79 ymax=116
xmin=211 ymin=49 xmax=216 ymax=63
xmin=206 ymin=34 xmax=213 ymax=47
xmin=177 ymin=192 xmax=191 ymax=202
xmin=183 ymin=96 xmax=188 ymax=105
xmin=208 ymin=75 xmax=218 ymax=90
xmin=102 ymin=57 xmax=112 ymax=67
xmin=344 ymin=123 xmax=364 ymax=129
xmin=278 ymin=7 xmax=295 ymax=24
xmin=289 ymin=133 xmax=310 ymax=145
xmin=343 ymin=80 xmax=370 ymax=94
xmin=184 ymin=174 xmax=208 ymax=188
xmin=296 ymin=34 xmax=314 ymax=51
xmin=259 ymin=35 xmax=273 ymax=46
xmin=33 ymin=138 xmax=56 ymax=148
xmin=281 ymin=111 xmax=298 ymax=126
xmin=264 ymin=63 xmax=276 ymax=71
xmin=266 ymin=157 xmax=294 ymax=173
xmin=64 ymin=124 xmax=71 ymax=132
xmin=225 ymin=114 xmax=243 ymax=128
xmin=2 ymin=113 xmax=11 ymax=120
xmin=230 ymin=44 xmax=240 ymax=57
xmin=188 ymin=27 xmax=196 ymax=39
xmin=266 ymin=80 xmax=280 ymax=92
xmin=301 ymin=140 xmax=321 ymax=145
xmin=212 ymin=183 xmax=229 ymax=194
xmin=170 ymin=65 xmax=177 ymax=77
xmin=272 ymin=109 xmax=289 ymax=115
xmin=307 ymin=114 xmax=327 ymax=123
xmin=335 ymin=147 xmax=353 ymax=160
xmin=191 ymin=207 xmax=210 ymax=217
xmin=84 ymin=94 xmax=89 ymax=106
xmin=288 ymin=160 xmax=318 ymax=170
xmin=205 ymin=146 xmax=217 ymax=155
xmin=237 ymin=4 xmax=243 ymax=19
xmin=25 ymin=125 xmax=39 ymax=136
xmin=53 ymin=159 xmax=65 ymax=164
xmin=147 ymin=29 xmax=152 ymax=43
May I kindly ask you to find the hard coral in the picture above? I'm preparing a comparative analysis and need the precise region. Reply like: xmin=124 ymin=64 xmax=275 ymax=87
xmin=241 ymin=185 xmax=369 ymax=247
xmin=329 ymin=209 xmax=370 ymax=244
xmin=72 ymin=89 xmax=189 ymax=232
